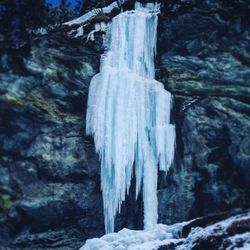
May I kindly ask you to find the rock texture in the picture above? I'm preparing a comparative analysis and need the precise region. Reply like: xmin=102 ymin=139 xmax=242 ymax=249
xmin=156 ymin=0 xmax=250 ymax=225
xmin=160 ymin=210 xmax=250 ymax=250
xmin=0 ymin=33 xmax=104 ymax=249
xmin=0 ymin=0 xmax=249 ymax=249
xmin=79 ymin=210 xmax=250 ymax=250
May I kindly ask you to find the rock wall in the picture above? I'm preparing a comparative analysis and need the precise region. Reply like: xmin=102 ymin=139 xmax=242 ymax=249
xmin=0 ymin=0 xmax=249 ymax=249
xmin=0 ymin=34 xmax=104 ymax=249
xmin=156 ymin=0 xmax=250 ymax=225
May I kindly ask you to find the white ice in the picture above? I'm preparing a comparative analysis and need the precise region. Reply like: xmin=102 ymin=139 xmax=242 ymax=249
xmin=80 ymin=212 xmax=250 ymax=250
xmin=80 ymin=223 xmax=185 ymax=250
xmin=86 ymin=2 xmax=175 ymax=233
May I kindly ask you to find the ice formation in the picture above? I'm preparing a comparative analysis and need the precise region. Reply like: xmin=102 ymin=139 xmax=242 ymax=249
xmin=86 ymin=2 xmax=175 ymax=233
xmin=80 ymin=212 xmax=250 ymax=250
xmin=81 ymin=223 xmax=184 ymax=250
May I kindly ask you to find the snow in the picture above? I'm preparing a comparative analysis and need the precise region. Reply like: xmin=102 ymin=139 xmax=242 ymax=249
xmin=80 ymin=212 xmax=250 ymax=250
xmin=178 ymin=213 xmax=250 ymax=250
xmin=102 ymin=2 xmax=119 ymax=14
xmin=80 ymin=224 xmax=184 ymax=250
xmin=226 ymin=233 xmax=250 ymax=250
xmin=64 ymin=9 xmax=99 ymax=26
xmin=86 ymin=2 xmax=175 ymax=233
xmin=74 ymin=26 xmax=84 ymax=38
xmin=63 ymin=1 xmax=121 ymax=26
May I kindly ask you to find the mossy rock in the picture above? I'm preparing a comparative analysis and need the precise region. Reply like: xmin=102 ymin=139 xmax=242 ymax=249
xmin=0 ymin=193 xmax=12 ymax=213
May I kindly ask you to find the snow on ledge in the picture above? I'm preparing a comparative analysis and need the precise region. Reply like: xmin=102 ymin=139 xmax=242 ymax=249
xmin=63 ymin=1 xmax=120 ymax=27
xmin=80 ymin=223 xmax=187 ymax=250
xmin=79 ymin=212 xmax=250 ymax=250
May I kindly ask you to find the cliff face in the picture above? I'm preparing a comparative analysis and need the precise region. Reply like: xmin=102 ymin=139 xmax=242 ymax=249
xmin=0 ymin=1 xmax=249 ymax=249
xmin=156 ymin=0 xmax=250 ymax=224
xmin=0 ymin=34 xmax=104 ymax=249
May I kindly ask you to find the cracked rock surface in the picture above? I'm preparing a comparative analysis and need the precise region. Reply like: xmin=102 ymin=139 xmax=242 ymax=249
xmin=0 ymin=33 xmax=105 ymax=249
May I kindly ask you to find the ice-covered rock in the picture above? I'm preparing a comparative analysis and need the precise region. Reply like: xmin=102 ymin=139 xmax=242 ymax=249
xmin=81 ymin=223 xmax=184 ymax=250
xmin=80 ymin=211 xmax=250 ymax=250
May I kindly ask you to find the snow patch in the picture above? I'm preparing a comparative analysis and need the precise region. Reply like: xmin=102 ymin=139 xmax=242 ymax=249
xmin=81 ymin=224 xmax=185 ymax=250
xmin=80 ymin=213 xmax=250 ymax=250
xmin=178 ymin=213 xmax=250 ymax=250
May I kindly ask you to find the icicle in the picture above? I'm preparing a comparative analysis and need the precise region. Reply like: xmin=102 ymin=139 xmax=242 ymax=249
xmin=86 ymin=2 xmax=175 ymax=233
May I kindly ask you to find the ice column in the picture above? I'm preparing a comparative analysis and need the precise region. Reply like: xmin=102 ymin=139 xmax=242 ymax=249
xmin=86 ymin=2 xmax=175 ymax=233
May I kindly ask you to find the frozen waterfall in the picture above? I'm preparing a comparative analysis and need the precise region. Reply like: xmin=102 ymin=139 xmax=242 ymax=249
xmin=86 ymin=2 xmax=175 ymax=233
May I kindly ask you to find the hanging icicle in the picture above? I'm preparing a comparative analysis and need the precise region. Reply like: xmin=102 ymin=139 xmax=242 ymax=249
xmin=86 ymin=2 xmax=175 ymax=233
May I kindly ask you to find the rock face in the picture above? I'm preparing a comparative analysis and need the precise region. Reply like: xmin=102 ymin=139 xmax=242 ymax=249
xmin=0 ymin=33 xmax=104 ymax=249
xmin=0 ymin=0 xmax=249 ymax=249
xmin=156 ymin=0 xmax=250 ymax=225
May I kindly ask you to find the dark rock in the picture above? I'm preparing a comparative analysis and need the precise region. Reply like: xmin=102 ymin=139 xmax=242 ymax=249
xmin=80 ymin=210 xmax=250 ymax=249
xmin=156 ymin=0 xmax=250 ymax=225
xmin=0 ymin=31 xmax=103 ymax=249
xmin=160 ymin=210 xmax=250 ymax=250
